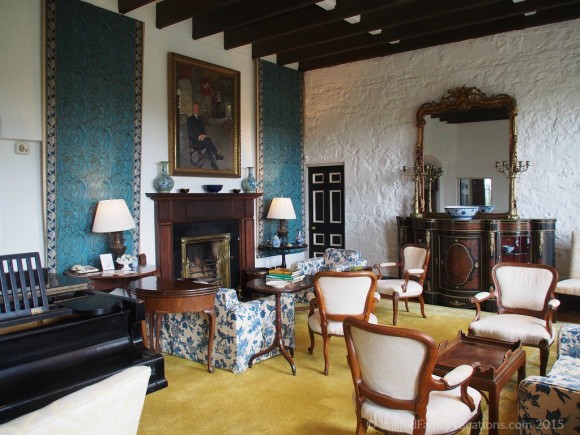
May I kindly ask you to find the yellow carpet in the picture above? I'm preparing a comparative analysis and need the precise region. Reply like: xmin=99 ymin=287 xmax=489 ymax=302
xmin=138 ymin=302 xmax=566 ymax=435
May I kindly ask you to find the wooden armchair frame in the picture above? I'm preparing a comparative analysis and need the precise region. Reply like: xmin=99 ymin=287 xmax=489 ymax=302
xmin=344 ymin=317 xmax=482 ymax=435
xmin=373 ymin=244 xmax=430 ymax=325
xmin=469 ymin=262 xmax=559 ymax=376
xmin=308 ymin=271 xmax=378 ymax=375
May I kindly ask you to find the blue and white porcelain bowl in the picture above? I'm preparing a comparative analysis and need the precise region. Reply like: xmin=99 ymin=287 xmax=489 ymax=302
xmin=478 ymin=205 xmax=495 ymax=214
xmin=444 ymin=206 xmax=480 ymax=221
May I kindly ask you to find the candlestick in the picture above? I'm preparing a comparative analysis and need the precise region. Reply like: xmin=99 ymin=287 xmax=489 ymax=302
xmin=495 ymin=160 xmax=530 ymax=219
xmin=423 ymin=164 xmax=443 ymax=213
xmin=402 ymin=164 xmax=424 ymax=218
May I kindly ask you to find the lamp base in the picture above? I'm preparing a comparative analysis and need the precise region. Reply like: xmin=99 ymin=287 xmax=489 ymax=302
xmin=109 ymin=231 xmax=127 ymax=261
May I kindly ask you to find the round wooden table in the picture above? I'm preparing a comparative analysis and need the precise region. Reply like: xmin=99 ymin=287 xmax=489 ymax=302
xmin=65 ymin=265 xmax=158 ymax=291
xmin=246 ymin=276 xmax=314 ymax=375
xmin=129 ymin=277 xmax=219 ymax=373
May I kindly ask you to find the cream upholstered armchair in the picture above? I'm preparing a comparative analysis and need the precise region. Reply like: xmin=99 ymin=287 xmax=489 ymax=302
xmin=0 ymin=366 xmax=150 ymax=435
xmin=555 ymin=230 xmax=580 ymax=301
xmin=373 ymin=244 xmax=430 ymax=325
xmin=307 ymin=271 xmax=378 ymax=375
xmin=343 ymin=317 xmax=482 ymax=435
xmin=469 ymin=262 xmax=559 ymax=376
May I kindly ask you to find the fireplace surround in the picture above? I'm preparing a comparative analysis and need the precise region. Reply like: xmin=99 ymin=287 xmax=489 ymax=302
xmin=146 ymin=193 xmax=262 ymax=291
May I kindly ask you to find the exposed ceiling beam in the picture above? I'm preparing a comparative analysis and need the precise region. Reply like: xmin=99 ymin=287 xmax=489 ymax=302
xmin=223 ymin=0 xmax=402 ymax=49
xmin=298 ymin=4 xmax=580 ymax=70
xmin=155 ymin=0 xmax=242 ymax=29
xmin=276 ymin=0 xmax=569 ymax=65
xmin=252 ymin=0 xmax=503 ymax=59
xmin=190 ymin=0 xmax=321 ymax=40
xmin=118 ymin=0 xmax=155 ymax=14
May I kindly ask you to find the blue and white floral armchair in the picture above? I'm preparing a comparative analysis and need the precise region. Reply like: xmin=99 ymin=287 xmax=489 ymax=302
xmin=518 ymin=323 xmax=580 ymax=434
xmin=291 ymin=248 xmax=368 ymax=303
xmin=158 ymin=288 xmax=294 ymax=373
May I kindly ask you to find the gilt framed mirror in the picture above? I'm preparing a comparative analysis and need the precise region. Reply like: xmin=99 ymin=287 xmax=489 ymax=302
xmin=415 ymin=86 xmax=518 ymax=217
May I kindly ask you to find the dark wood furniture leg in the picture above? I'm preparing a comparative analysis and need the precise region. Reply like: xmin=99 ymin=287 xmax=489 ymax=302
xmin=248 ymin=293 xmax=296 ymax=375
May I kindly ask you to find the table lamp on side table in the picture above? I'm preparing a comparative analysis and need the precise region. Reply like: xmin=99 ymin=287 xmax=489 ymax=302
xmin=267 ymin=198 xmax=296 ymax=247
xmin=92 ymin=199 xmax=136 ymax=260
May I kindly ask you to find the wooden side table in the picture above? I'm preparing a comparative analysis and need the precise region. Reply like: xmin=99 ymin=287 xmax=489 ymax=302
xmin=65 ymin=265 xmax=158 ymax=291
xmin=129 ymin=277 xmax=219 ymax=373
xmin=434 ymin=331 xmax=526 ymax=435
xmin=246 ymin=276 xmax=314 ymax=375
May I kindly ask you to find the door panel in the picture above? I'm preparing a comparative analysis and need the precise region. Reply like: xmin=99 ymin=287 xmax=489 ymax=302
xmin=308 ymin=165 xmax=345 ymax=258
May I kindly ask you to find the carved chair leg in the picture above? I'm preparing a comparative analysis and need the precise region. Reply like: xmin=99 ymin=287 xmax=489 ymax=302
xmin=538 ymin=340 xmax=550 ymax=376
xmin=404 ymin=299 xmax=409 ymax=312
xmin=308 ymin=326 xmax=315 ymax=355
xmin=323 ymin=334 xmax=330 ymax=376
xmin=392 ymin=295 xmax=399 ymax=326
xmin=418 ymin=294 xmax=427 ymax=318
xmin=470 ymin=406 xmax=483 ymax=435
xmin=355 ymin=418 xmax=368 ymax=435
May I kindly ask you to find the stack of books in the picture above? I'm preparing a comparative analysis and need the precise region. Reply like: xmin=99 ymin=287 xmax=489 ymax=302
xmin=266 ymin=268 xmax=305 ymax=284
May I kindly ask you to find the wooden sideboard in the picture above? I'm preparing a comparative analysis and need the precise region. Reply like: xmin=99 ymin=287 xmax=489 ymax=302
xmin=397 ymin=216 xmax=555 ymax=310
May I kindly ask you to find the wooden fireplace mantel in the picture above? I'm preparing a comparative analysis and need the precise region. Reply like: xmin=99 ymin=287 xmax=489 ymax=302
xmin=146 ymin=193 xmax=262 ymax=283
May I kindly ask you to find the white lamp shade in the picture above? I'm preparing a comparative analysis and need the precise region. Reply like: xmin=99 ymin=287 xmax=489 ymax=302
xmin=267 ymin=198 xmax=296 ymax=220
xmin=92 ymin=199 xmax=136 ymax=233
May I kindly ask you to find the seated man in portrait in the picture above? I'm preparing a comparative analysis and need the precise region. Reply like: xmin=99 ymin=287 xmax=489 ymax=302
xmin=187 ymin=102 xmax=223 ymax=170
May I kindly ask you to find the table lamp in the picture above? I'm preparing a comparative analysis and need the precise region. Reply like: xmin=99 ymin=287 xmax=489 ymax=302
xmin=92 ymin=199 xmax=136 ymax=259
xmin=267 ymin=197 xmax=296 ymax=246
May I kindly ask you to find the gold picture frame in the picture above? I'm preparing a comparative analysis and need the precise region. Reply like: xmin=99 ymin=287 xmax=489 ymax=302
xmin=168 ymin=52 xmax=241 ymax=177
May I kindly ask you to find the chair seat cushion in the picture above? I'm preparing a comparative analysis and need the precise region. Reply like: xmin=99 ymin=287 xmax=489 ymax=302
xmin=309 ymin=310 xmax=378 ymax=335
xmin=469 ymin=314 xmax=555 ymax=346
xmin=555 ymin=278 xmax=580 ymax=296
xmin=377 ymin=279 xmax=423 ymax=297
xmin=360 ymin=385 xmax=481 ymax=434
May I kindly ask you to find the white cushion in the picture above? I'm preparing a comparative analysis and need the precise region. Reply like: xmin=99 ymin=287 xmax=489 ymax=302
xmin=308 ymin=310 xmax=377 ymax=335
xmin=360 ymin=386 xmax=481 ymax=435
xmin=495 ymin=266 xmax=554 ymax=311
xmin=377 ymin=279 xmax=423 ymax=297
xmin=469 ymin=314 xmax=555 ymax=346
xmin=0 ymin=366 xmax=151 ymax=435
xmin=555 ymin=278 xmax=580 ymax=296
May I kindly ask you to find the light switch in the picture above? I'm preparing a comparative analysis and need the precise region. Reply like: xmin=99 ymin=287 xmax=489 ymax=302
xmin=15 ymin=142 xmax=30 ymax=155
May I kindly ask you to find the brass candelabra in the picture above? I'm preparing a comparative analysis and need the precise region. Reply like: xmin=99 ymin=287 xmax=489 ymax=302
xmin=423 ymin=164 xmax=443 ymax=213
xmin=495 ymin=160 xmax=530 ymax=219
xmin=402 ymin=164 xmax=424 ymax=218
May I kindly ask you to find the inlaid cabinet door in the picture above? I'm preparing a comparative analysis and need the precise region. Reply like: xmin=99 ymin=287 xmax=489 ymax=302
xmin=438 ymin=235 xmax=482 ymax=293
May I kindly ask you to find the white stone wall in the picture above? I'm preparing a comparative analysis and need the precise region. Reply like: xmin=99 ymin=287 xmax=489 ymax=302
xmin=304 ymin=20 xmax=580 ymax=278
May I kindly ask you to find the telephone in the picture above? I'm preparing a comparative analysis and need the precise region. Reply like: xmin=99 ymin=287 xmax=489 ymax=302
xmin=71 ymin=264 xmax=99 ymax=273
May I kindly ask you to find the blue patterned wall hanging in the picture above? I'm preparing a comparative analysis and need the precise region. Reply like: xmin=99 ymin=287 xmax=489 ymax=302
xmin=256 ymin=60 xmax=304 ymax=253
xmin=45 ymin=0 xmax=143 ymax=273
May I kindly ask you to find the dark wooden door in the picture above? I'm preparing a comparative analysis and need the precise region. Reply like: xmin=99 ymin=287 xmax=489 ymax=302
xmin=307 ymin=165 xmax=345 ymax=258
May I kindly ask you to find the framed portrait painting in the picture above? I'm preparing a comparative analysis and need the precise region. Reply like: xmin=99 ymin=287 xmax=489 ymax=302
xmin=168 ymin=52 xmax=241 ymax=177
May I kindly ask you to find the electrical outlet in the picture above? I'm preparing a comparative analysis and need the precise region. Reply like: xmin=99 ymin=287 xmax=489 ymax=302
xmin=15 ymin=142 xmax=30 ymax=155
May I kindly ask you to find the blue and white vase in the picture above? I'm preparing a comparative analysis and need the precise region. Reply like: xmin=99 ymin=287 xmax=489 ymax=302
xmin=295 ymin=230 xmax=305 ymax=245
xmin=154 ymin=161 xmax=174 ymax=193
xmin=241 ymin=167 xmax=257 ymax=193
xmin=272 ymin=235 xmax=281 ymax=248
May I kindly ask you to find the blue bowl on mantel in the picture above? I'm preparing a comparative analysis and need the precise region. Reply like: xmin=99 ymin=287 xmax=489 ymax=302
xmin=444 ymin=206 xmax=480 ymax=221
xmin=203 ymin=184 xmax=223 ymax=193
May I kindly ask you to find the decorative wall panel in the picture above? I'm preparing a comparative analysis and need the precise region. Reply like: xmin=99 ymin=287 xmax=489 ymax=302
xmin=257 ymin=60 xmax=304 ymax=252
xmin=45 ymin=0 xmax=143 ymax=272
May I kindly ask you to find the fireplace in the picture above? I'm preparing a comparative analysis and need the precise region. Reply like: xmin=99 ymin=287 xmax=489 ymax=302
xmin=147 ymin=193 xmax=262 ymax=291
xmin=181 ymin=234 xmax=231 ymax=286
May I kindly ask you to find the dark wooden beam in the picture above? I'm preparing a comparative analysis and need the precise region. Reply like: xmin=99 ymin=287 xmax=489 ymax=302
xmin=253 ymin=0 xmax=503 ymax=59
xmin=277 ymin=0 xmax=564 ymax=65
xmin=224 ymin=0 xmax=402 ymax=49
xmin=118 ymin=0 xmax=155 ymax=14
xmin=191 ymin=0 xmax=320 ymax=40
xmin=298 ymin=4 xmax=580 ymax=70
xmin=156 ymin=0 xmax=242 ymax=29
